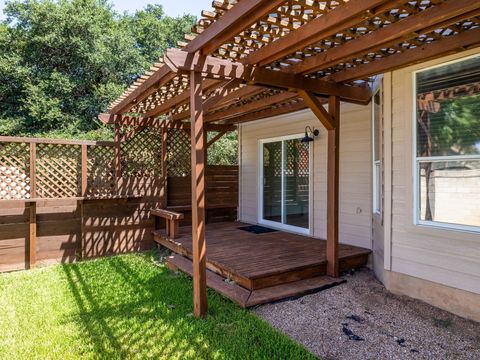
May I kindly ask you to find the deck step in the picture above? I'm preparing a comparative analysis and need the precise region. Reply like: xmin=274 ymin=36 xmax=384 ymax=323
xmin=166 ymin=254 xmax=251 ymax=307
xmin=246 ymin=275 xmax=345 ymax=307
xmin=166 ymin=254 xmax=345 ymax=308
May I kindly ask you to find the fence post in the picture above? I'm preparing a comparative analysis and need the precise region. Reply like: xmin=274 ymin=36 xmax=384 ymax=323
xmin=79 ymin=144 xmax=88 ymax=261
xmin=29 ymin=142 xmax=36 ymax=198
xmin=114 ymin=118 xmax=122 ymax=179
xmin=81 ymin=144 xmax=88 ymax=196
xmin=28 ymin=142 xmax=36 ymax=269
xmin=161 ymin=126 xmax=168 ymax=208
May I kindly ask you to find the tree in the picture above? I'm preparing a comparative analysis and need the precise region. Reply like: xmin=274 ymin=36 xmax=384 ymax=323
xmin=207 ymin=131 xmax=238 ymax=165
xmin=0 ymin=0 xmax=195 ymax=138
xmin=125 ymin=4 xmax=195 ymax=66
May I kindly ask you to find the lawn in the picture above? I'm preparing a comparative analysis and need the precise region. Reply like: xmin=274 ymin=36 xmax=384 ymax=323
xmin=0 ymin=252 xmax=316 ymax=359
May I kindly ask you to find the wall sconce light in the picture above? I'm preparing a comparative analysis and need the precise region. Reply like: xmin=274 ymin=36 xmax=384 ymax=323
xmin=301 ymin=126 xmax=320 ymax=143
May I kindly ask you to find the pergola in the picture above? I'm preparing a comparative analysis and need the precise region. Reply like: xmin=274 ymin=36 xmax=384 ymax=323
xmin=100 ymin=0 xmax=480 ymax=317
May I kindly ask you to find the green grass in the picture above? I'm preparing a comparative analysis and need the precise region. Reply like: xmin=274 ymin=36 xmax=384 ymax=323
xmin=0 ymin=252 xmax=316 ymax=359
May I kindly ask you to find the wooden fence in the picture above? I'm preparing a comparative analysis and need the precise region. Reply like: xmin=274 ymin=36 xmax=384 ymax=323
xmin=0 ymin=131 xmax=238 ymax=272
xmin=168 ymin=165 xmax=238 ymax=224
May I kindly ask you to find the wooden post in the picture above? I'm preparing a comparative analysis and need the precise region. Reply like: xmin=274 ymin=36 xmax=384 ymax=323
xmin=77 ymin=199 xmax=84 ymax=260
xmin=161 ymin=126 xmax=168 ymax=208
xmin=29 ymin=142 xmax=36 ymax=199
xmin=190 ymin=70 xmax=208 ymax=318
xmin=77 ymin=145 xmax=88 ymax=261
xmin=114 ymin=117 xmax=122 ymax=180
xmin=81 ymin=144 xmax=88 ymax=196
xmin=326 ymin=96 xmax=340 ymax=277
xmin=28 ymin=142 xmax=36 ymax=269
xmin=28 ymin=201 xmax=36 ymax=269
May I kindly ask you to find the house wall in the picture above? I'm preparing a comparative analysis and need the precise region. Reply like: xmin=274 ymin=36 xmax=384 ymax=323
xmin=238 ymin=48 xmax=480 ymax=322
xmin=239 ymin=103 xmax=372 ymax=249
xmin=383 ymin=48 xmax=480 ymax=321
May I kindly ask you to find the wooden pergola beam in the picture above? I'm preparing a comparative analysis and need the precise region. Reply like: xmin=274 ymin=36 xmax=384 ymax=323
xmin=110 ymin=66 xmax=176 ymax=114
xmin=204 ymin=92 xmax=298 ymax=123
xmin=184 ymin=0 xmax=285 ymax=55
xmin=144 ymin=78 xmax=223 ymax=119
xmin=164 ymin=49 xmax=372 ymax=104
xmin=189 ymin=70 xmax=207 ymax=318
xmin=202 ymin=79 xmax=243 ymax=111
xmin=209 ymin=85 xmax=264 ymax=112
xmin=289 ymin=0 xmax=480 ymax=75
xmin=329 ymin=27 xmax=480 ymax=83
xmin=171 ymin=79 xmax=244 ymax=121
xmin=171 ymin=84 xmax=265 ymax=122
xmin=244 ymin=0 xmax=401 ymax=66
xmin=99 ymin=113 xmax=236 ymax=131
xmin=222 ymin=100 xmax=308 ymax=125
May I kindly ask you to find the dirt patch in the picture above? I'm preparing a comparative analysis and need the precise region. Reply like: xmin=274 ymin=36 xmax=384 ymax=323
xmin=254 ymin=268 xmax=480 ymax=360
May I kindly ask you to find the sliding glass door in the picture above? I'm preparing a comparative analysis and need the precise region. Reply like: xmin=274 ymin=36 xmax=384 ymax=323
xmin=260 ymin=135 xmax=311 ymax=234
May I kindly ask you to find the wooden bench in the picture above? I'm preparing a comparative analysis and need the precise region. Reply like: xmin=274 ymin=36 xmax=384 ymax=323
xmin=151 ymin=209 xmax=184 ymax=239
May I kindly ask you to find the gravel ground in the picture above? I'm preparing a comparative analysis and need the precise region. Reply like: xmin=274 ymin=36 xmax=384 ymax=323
xmin=254 ymin=268 xmax=480 ymax=360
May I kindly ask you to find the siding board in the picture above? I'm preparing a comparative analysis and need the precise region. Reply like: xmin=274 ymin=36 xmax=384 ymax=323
xmin=239 ymin=106 xmax=372 ymax=249
xmin=389 ymin=48 xmax=480 ymax=295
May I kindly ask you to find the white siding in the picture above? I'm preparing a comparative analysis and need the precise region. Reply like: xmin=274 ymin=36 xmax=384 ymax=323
xmin=239 ymin=104 xmax=372 ymax=249
xmin=388 ymin=48 xmax=480 ymax=295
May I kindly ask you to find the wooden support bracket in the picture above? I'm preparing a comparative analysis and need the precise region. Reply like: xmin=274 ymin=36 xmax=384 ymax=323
xmin=298 ymin=90 xmax=335 ymax=130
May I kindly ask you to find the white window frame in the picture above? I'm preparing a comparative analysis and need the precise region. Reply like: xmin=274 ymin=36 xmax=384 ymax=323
xmin=258 ymin=134 xmax=313 ymax=236
xmin=372 ymin=89 xmax=382 ymax=216
xmin=412 ymin=54 xmax=480 ymax=234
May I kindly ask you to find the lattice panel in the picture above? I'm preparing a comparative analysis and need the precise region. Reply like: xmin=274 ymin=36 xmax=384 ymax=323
xmin=130 ymin=75 xmax=190 ymax=114
xmin=315 ymin=18 xmax=480 ymax=82
xmin=87 ymin=145 xmax=116 ymax=197
xmin=36 ymin=144 xmax=81 ymax=198
xmin=167 ymin=128 xmax=191 ymax=177
xmin=0 ymin=142 xmax=31 ymax=200
xmin=208 ymin=88 xmax=283 ymax=116
xmin=191 ymin=0 xmax=341 ymax=60
xmin=121 ymin=127 xmax=163 ymax=177
xmin=107 ymin=0 xmax=480 ymax=122
xmin=286 ymin=139 xmax=309 ymax=177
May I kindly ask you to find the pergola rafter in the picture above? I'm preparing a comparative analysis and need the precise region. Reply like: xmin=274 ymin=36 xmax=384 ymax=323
xmin=103 ymin=0 xmax=480 ymax=318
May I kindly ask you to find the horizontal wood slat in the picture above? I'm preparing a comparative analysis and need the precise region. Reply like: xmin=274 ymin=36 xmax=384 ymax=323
xmin=167 ymin=165 xmax=238 ymax=223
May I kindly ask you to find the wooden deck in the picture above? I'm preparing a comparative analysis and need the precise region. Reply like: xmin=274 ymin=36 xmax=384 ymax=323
xmin=154 ymin=221 xmax=370 ymax=307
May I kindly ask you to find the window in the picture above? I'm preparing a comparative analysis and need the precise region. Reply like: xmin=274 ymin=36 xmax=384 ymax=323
xmin=373 ymin=90 xmax=382 ymax=215
xmin=414 ymin=55 xmax=480 ymax=231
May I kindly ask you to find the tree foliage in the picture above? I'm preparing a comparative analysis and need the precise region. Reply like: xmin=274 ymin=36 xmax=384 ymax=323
xmin=0 ymin=0 xmax=195 ymax=139
xmin=208 ymin=131 xmax=238 ymax=165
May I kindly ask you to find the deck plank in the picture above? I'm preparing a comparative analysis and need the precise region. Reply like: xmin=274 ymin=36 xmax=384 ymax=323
xmin=154 ymin=221 xmax=370 ymax=290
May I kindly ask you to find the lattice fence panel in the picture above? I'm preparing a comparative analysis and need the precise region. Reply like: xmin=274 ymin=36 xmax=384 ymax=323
xmin=121 ymin=127 xmax=163 ymax=177
xmin=0 ymin=142 xmax=31 ymax=200
xmin=286 ymin=139 xmax=310 ymax=177
xmin=87 ymin=145 xmax=116 ymax=197
xmin=167 ymin=128 xmax=191 ymax=177
xmin=36 ymin=143 xmax=81 ymax=198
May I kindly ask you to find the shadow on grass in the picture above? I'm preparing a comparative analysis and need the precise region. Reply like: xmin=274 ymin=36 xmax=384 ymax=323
xmin=61 ymin=252 xmax=315 ymax=359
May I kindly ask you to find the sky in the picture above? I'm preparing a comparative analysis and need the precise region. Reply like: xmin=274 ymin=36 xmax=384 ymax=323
xmin=0 ymin=0 xmax=210 ymax=20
